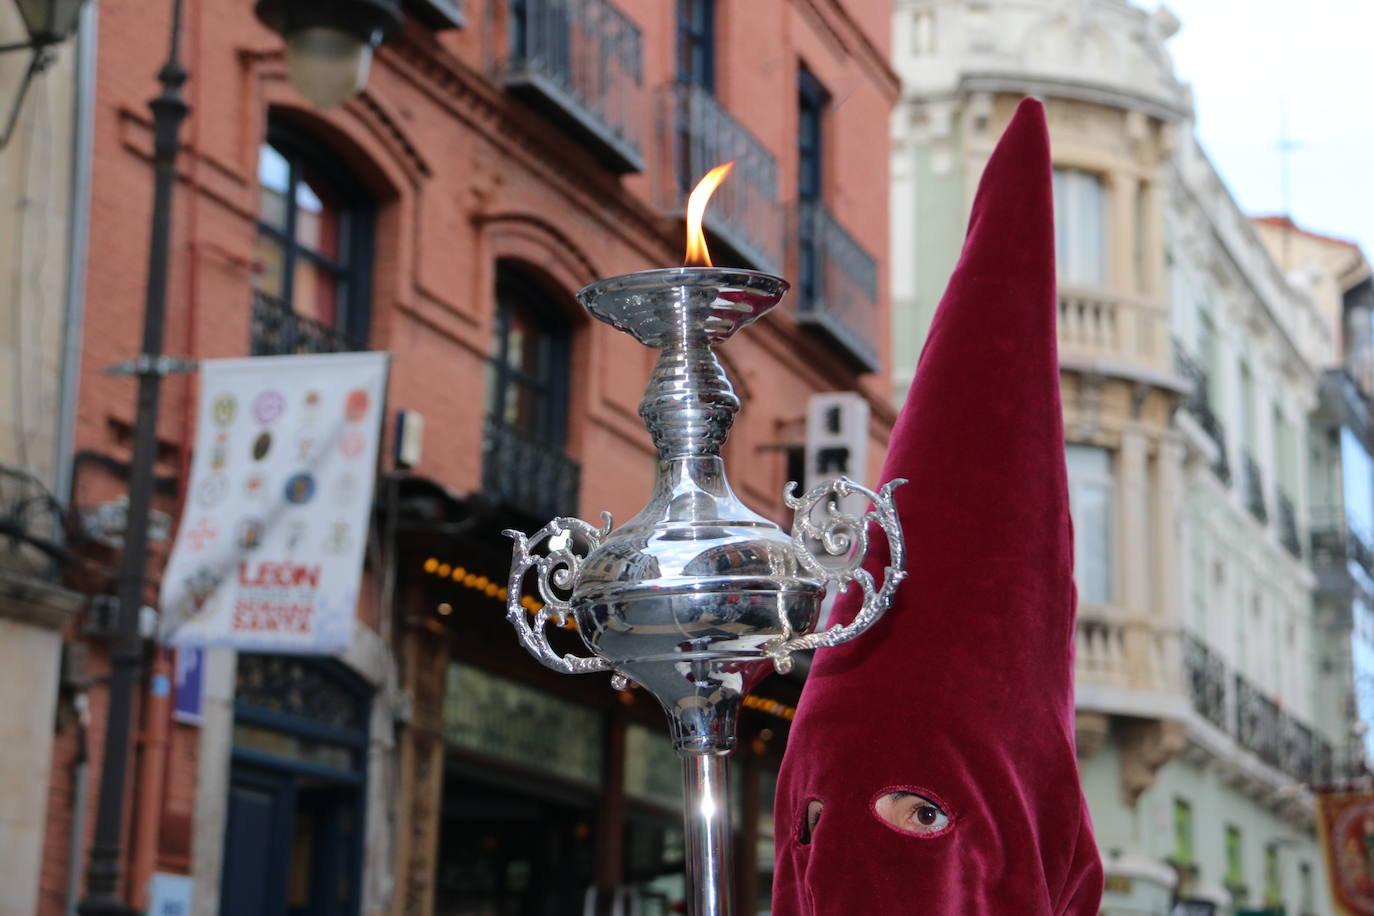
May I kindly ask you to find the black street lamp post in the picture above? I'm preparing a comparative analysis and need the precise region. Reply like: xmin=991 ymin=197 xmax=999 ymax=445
xmin=76 ymin=0 xmax=188 ymax=913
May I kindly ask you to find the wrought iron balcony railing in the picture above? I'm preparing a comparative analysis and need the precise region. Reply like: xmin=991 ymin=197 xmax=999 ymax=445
xmin=1277 ymin=490 xmax=1302 ymax=559
xmin=497 ymin=0 xmax=644 ymax=173
xmin=482 ymin=415 xmax=581 ymax=522
xmin=656 ymin=82 xmax=782 ymax=274
xmin=1173 ymin=338 xmax=1231 ymax=484
xmin=1235 ymin=673 xmax=1281 ymax=770
xmin=794 ymin=200 xmax=880 ymax=372
xmin=250 ymin=290 xmax=358 ymax=356
xmin=1183 ymin=632 xmax=1229 ymax=731
xmin=1242 ymin=451 xmax=1267 ymax=524
xmin=1311 ymin=505 xmax=1374 ymax=578
xmin=0 ymin=464 xmax=67 ymax=582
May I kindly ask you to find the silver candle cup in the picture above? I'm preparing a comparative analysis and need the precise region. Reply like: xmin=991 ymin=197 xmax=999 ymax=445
xmin=503 ymin=267 xmax=906 ymax=915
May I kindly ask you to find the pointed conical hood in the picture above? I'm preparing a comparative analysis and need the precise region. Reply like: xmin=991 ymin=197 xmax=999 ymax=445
xmin=772 ymin=99 xmax=1102 ymax=914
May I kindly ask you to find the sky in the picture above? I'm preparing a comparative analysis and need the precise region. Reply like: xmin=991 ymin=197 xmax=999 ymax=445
xmin=1159 ymin=0 xmax=1374 ymax=257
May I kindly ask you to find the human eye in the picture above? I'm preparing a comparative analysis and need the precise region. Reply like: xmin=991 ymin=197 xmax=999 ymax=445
xmin=873 ymin=790 xmax=951 ymax=836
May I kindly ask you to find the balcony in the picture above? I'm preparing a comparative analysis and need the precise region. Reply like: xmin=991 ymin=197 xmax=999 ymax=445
xmin=495 ymin=0 xmax=644 ymax=173
xmin=655 ymin=82 xmax=782 ymax=273
xmin=482 ymin=415 xmax=581 ymax=522
xmin=250 ymin=290 xmax=358 ymax=356
xmin=1075 ymin=611 xmax=1184 ymax=705
xmin=1057 ymin=286 xmax=1170 ymax=373
xmin=1242 ymin=451 xmax=1266 ymax=524
xmin=1234 ymin=674 xmax=1280 ymax=768
xmin=1277 ymin=490 xmax=1302 ymax=559
xmin=1311 ymin=507 xmax=1374 ymax=574
xmin=793 ymin=200 xmax=880 ymax=372
xmin=1173 ymin=339 xmax=1231 ymax=484
xmin=1183 ymin=633 xmax=1229 ymax=732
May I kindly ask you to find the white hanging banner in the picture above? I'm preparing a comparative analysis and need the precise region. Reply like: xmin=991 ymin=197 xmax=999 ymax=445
xmin=159 ymin=352 xmax=389 ymax=653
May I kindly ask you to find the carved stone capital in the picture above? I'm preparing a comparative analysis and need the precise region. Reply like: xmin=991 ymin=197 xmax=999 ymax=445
xmin=1118 ymin=718 xmax=1187 ymax=806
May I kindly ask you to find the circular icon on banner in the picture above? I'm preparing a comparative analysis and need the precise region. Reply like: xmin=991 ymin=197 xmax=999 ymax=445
xmin=303 ymin=390 xmax=322 ymax=427
xmin=345 ymin=389 xmax=370 ymax=423
xmin=333 ymin=473 xmax=359 ymax=507
xmin=244 ymin=473 xmax=268 ymax=502
xmin=211 ymin=394 xmax=237 ymax=427
xmin=295 ymin=436 xmax=317 ymax=463
xmin=236 ymin=517 xmax=265 ymax=550
xmin=197 ymin=472 xmax=229 ymax=508
xmin=185 ymin=517 xmax=217 ymax=551
xmin=210 ymin=433 xmax=229 ymax=471
xmin=180 ymin=566 xmax=222 ymax=619
xmin=253 ymin=390 xmax=286 ymax=425
xmin=284 ymin=472 xmax=316 ymax=505
xmin=325 ymin=521 xmax=350 ymax=555
xmin=339 ymin=429 xmax=365 ymax=460
xmin=252 ymin=431 xmax=272 ymax=462
xmin=285 ymin=520 xmax=307 ymax=552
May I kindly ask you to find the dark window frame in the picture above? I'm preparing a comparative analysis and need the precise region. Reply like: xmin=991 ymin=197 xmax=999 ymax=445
xmin=255 ymin=121 xmax=377 ymax=349
xmin=676 ymin=0 xmax=715 ymax=91
xmin=486 ymin=263 xmax=573 ymax=448
xmin=797 ymin=66 xmax=829 ymax=305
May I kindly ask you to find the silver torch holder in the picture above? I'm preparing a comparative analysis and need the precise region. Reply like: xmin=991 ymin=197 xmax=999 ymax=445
xmin=503 ymin=267 xmax=906 ymax=915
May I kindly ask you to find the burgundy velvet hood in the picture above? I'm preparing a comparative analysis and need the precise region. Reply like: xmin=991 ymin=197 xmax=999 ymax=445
xmin=771 ymin=99 xmax=1103 ymax=914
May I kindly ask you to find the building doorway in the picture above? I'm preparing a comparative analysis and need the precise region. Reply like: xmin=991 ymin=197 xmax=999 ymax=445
xmin=219 ymin=655 xmax=371 ymax=916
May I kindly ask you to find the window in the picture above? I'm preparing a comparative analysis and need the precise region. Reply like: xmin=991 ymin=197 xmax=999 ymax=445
xmin=254 ymin=126 xmax=374 ymax=350
xmin=1225 ymin=825 xmax=1244 ymax=893
xmin=676 ymin=0 xmax=714 ymax=90
xmin=1263 ymin=842 xmax=1281 ymax=906
xmin=1172 ymin=798 xmax=1193 ymax=865
xmin=1052 ymin=167 xmax=1107 ymax=287
xmin=485 ymin=264 xmax=571 ymax=446
xmin=797 ymin=67 xmax=828 ymax=307
xmin=1066 ymin=445 xmax=1114 ymax=604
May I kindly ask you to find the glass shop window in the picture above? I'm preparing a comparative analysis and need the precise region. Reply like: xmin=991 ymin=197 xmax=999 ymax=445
xmin=1052 ymin=167 xmax=1108 ymax=288
xmin=1066 ymin=444 xmax=1114 ymax=605
xmin=254 ymin=126 xmax=374 ymax=349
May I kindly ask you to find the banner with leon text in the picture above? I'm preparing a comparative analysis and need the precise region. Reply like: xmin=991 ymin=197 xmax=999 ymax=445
xmin=159 ymin=352 xmax=389 ymax=653
xmin=1317 ymin=790 xmax=1374 ymax=916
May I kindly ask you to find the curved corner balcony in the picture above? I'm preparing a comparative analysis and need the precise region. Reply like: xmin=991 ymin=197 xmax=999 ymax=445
xmin=1058 ymin=286 xmax=1171 ymax=376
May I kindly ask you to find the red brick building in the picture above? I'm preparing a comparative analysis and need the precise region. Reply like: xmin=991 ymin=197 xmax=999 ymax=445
xmin=42 ymin=0 xmax=898 ymax=912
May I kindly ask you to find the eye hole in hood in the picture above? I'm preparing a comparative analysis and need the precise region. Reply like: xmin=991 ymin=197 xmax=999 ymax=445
xmin=799 ymin=799 xmax=823 ymax=845
xmin=872 ymin=788 xmax=953 ymax=838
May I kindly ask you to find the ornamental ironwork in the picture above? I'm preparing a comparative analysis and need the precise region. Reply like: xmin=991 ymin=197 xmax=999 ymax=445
xmin=1242 ymin=452 xmax=1266 ymax=524
xmin=1235 ymin=673 xmax=1280 ymax=769
xmin=0 ymin=463 xmax=67 ymax=581
xmin=250 ymin=289 xmax=358 ymax=356
xmin=235 ymin=653 xmax=369 ymax=733
xmin=482 ymin=414 xmax=581 ymax=523
xmin=1173 ymin=339 xmax=1230 ymax=484
xmin=1183 ymin=633 xmax=1228 ymax=731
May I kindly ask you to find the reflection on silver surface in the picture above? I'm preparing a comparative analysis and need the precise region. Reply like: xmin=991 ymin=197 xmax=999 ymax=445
xmin=502 ymin=267 xmax=906 ymax=914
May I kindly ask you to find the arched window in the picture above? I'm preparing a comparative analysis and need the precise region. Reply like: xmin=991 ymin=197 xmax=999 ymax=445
xmin=482 ymin=263 xmax=577 ymax=519
xmin=252 ymin=122 xmax=374 ymax=354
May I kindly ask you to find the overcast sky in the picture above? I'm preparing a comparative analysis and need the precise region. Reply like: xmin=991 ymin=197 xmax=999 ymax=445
xmin=1159 ymin=0 xmax=1374 ymax=257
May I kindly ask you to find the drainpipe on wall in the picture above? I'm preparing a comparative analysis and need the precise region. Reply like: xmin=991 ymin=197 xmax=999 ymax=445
xmin=52 ymin=0 xmax=97 ymax=511
xmin=65 ymin=691 xmax=90 ymax=916
xmin=129 ymin=652 xmax=173 ymax=912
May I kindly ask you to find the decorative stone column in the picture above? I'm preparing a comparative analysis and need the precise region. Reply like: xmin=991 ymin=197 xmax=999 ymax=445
xmin=0 ymin=570 xmax=83 ymax=916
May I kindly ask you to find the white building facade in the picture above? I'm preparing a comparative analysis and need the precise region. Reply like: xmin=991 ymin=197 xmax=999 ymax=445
xmin=890 ymin=1 xmax=1355 ymax=913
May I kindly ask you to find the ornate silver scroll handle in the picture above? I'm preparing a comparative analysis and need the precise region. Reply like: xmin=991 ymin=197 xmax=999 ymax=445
xmin=764 ymin=477 xmax=908 ymax=674
xmin=502 ymin=513 xmax=614 ymax=675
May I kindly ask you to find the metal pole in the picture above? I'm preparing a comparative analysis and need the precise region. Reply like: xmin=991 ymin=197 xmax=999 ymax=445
xmin=77 ymin=1 xmax=188 ymax=913
xmin=681 ymin=754 xmax=734 ymax=916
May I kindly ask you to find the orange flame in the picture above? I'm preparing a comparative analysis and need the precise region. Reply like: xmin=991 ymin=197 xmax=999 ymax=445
xmin=684 ymin=161 xmax=735 ymax=266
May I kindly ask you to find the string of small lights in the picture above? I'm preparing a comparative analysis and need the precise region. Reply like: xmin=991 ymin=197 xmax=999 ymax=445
xmin=421 ymin=558 xmax=796 ymax=718
xmin=421 ymin=557 xmax=577 ymax=629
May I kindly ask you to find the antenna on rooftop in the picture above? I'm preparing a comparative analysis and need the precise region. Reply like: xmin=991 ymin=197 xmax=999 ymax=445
xmin=1277 ymin=98 xmax=1305 ymax=270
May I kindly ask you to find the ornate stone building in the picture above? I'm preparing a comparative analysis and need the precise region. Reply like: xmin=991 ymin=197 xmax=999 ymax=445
xmin=890 ymin=1 xmax=1354 ymax=912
